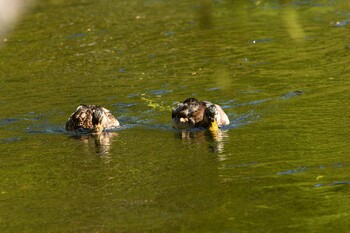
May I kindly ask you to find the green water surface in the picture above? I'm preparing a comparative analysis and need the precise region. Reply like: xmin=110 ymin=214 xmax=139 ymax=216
xmin=1 ymin=0 xmax=350 ymax=232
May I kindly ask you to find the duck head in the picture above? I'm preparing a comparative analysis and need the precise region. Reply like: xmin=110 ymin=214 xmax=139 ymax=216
xmin=205 ymin=105 xmax=219 ymax=133
xmin=92 ymin=107 xmax=108 ymax=133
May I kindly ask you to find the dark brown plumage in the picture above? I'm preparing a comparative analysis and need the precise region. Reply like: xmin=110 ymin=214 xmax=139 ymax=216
xmin=66 ymin=105 xmax=119 ymax=133
xmin=171 ymin=98 xmax=230 ymax=130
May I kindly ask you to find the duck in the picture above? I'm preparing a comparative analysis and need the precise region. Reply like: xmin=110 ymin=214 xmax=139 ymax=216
xmin=65 ymin=105 xmax=120 ymax=133
xmin=171 ymin=98 xmax=230 ymax=132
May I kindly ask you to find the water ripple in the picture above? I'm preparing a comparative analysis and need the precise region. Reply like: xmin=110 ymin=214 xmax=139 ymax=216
xmin=0 ymin=118 xmax=20 ymax=126
xmin=148 ymin=89 xmax=172 ymax=95
xmin=0 ymin=137 xmax=21 ymax=143
xmin=332 ymin=19 xmax=350 ymax=27
xmin=279 ymin=90 xmax=304 ymax=100
xmin=277 ymin=166 xmax=307 ymax=175
xmin=315 ymin=181 xmax=350 ymax=187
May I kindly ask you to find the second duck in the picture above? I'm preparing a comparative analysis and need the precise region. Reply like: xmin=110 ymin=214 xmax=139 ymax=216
xmin=172 ymin=98 xmax=230 ymax=132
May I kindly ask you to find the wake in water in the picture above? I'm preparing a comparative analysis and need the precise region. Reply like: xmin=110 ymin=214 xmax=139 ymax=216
xmin=0 ymin=90 xmax=304 ymax=156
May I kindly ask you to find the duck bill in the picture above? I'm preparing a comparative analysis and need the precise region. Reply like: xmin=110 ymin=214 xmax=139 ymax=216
xmin=208 ymin=119 xmax=219 ymax=133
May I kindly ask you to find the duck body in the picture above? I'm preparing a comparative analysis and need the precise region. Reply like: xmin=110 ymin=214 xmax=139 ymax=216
xmin=172 ymin=98 xmax=230 ymax=130
xmin=66 ymin=105 xmax=119 ymax=133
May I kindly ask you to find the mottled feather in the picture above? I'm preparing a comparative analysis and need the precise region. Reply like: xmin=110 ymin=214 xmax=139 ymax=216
xmin=172 ymin=98 xmax=230 ymax=129
xmin=66 ymin=105 xmax=119 ymax=133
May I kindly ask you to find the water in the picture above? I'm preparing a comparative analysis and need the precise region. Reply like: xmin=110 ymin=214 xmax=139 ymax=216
xmin=1 ymin=0 xmax=350 ymax=232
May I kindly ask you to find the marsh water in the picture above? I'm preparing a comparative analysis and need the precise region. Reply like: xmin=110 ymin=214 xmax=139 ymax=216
xmin=1 ymin=0 xmax=350 ymax=232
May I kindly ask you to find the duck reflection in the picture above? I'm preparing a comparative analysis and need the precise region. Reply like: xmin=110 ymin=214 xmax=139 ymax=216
xmin=175 ymin=129 xmax=228 ymax=156
xmin=71 ymin=132 xmax=118 ymax=156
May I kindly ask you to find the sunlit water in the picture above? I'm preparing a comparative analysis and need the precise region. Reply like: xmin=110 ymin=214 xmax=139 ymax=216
xmin=1 ymin=0 xmax=350 ymax=232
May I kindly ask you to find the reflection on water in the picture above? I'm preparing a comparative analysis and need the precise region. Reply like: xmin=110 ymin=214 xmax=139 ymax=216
xmin=175 ymin=129 xmax=229 ymax=156
xmin=70 ymin=132 xmax=118 ymax=156
xmin=1 ymin=0 xmax=350 ymax=232
xmin=280 ymin=0 xmax=305 ymax=41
